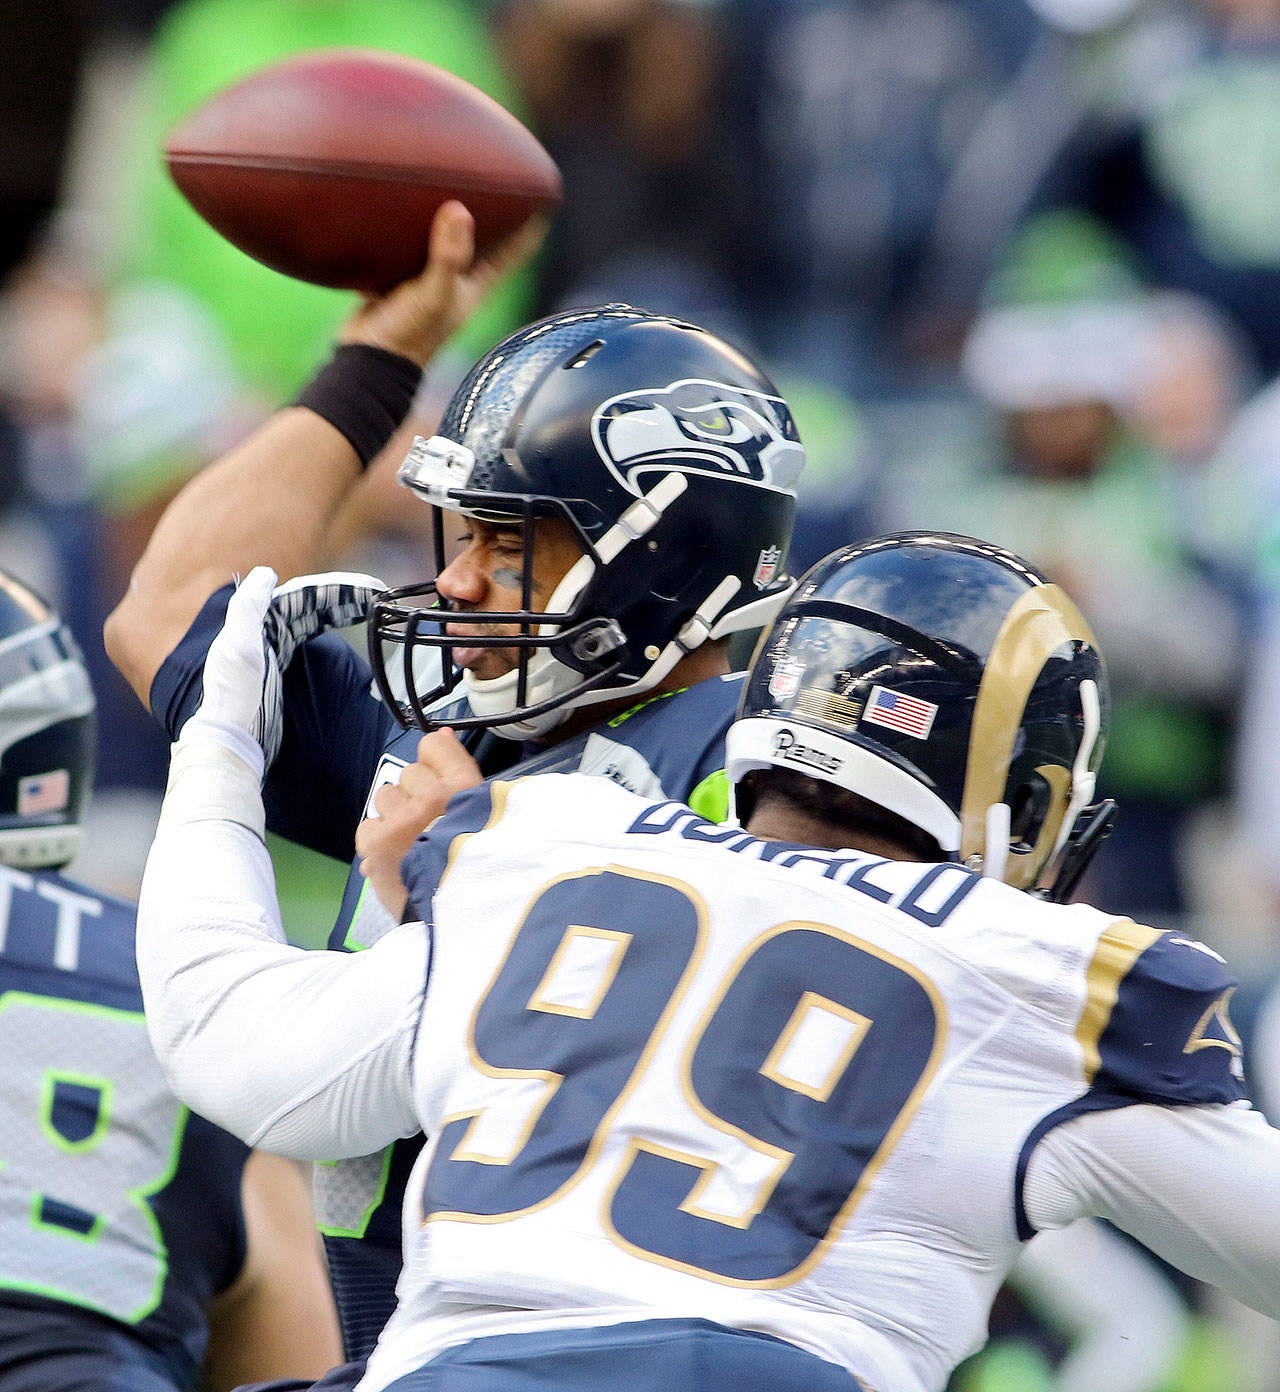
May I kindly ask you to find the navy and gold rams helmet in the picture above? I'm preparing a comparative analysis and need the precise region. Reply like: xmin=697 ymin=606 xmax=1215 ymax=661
xmin=725 ymin=533 xmax=1114 ymax=901
xmin=0 ymin=573 xmax=95 ymax=869
xmin=369 ymin=304 xmax=803 ymax=737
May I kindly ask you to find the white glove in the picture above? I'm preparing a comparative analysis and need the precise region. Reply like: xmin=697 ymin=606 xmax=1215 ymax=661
xmin=162 ymin=565 xmax=279 ymax=840
xmin=252 ymin=570 xmax=385 ymax=769
xmin=186 ymin=565 xmax=279 ymax=781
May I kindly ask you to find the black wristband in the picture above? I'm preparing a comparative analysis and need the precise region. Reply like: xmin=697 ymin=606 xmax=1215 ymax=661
xmin=292 ymin=343 xmax=422 ymax=468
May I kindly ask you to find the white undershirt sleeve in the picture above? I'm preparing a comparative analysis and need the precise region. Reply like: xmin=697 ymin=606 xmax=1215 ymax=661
xmin=1023 ymin=1101 xmax=1280 ymax=1320
xmin=137 ymin=719 xmax=424 ymax=1160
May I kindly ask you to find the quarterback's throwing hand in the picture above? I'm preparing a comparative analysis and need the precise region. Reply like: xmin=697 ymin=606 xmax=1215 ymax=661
xmin=356 ymin=728 xmax=482 ymax=919
xmin=339 ymin=200 xmax=547 ymax=367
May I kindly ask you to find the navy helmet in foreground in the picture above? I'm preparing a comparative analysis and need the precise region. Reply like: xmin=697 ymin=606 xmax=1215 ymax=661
xmin=726 ymin=531 xmax=1115 ymax=900
xmin=369 ymin=304 xmax=803 ymax=737
xmin=0 ymin=574 xmax=94 ymax=870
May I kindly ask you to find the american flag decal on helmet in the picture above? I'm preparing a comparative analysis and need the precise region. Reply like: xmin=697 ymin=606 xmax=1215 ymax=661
xmin=18 ymin=769 xmax=69 ymax=816
xmin=863 ymin=685 xmax=938 ymax=739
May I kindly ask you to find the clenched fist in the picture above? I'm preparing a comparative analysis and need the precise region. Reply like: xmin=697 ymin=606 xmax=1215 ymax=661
xmin=355 ymin=728 xmax=483 ymax=918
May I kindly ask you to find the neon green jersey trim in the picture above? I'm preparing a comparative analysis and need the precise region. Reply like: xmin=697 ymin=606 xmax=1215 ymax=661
xmin=314 ymin=1145 xmax=395 ymax=1239
xmin=688 ymin=768 xmax=730 ymax=823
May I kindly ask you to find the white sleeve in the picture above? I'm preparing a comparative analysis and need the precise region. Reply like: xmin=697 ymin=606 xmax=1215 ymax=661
xmin=1024 ymin=1101 xmax=1280 ymax=1320
xmin=136 ymin=723 xmax=424 ymax=1161
xmin=1010 ymin=1221 xmax=1189 ymax=1392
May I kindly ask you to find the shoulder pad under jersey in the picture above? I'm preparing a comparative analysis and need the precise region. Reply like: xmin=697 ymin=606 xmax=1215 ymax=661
xmin=1083 ymin=922 xmax=1245 ymax=1106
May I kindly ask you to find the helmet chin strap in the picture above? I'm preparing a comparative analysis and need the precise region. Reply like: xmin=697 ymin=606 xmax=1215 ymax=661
xmin=461 ymin=473 xmax=702 ymax=739
xmin=464 ymin=572 xmax=743 ymax=740
xmin=636 ymin=574 xmax=741 ymax=690
xmin=980 ymin=802 xmax=1011 ymax=883
xmin=1045 ymin=678 xmax=1102 ymax=876
xmin=463 ymin=651 xmax=578 ymax=740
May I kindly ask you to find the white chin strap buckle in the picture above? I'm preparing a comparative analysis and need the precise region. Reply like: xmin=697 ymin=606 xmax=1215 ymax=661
xmin=981 ymin=803 xmax=1011 ymax=882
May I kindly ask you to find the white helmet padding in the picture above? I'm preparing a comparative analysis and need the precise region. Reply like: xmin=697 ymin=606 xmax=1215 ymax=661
xmin=724 ymin=716 xmax=962 ymax=852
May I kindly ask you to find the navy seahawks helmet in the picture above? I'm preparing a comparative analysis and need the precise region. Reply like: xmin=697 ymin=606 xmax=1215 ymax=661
xmin=0 ymin=573 xmax=95 ymax=869
xmin=368 ymin=305 xmax=803 ymax=737
xmin=725 ymin=533 xmax=1114 ymax=901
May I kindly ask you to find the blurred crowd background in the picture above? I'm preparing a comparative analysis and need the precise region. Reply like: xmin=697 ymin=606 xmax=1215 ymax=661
xmin=7 ymin=0 xmax=1280 ymax=1387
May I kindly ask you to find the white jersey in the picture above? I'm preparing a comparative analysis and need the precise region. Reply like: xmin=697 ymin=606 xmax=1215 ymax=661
xmin=366 ymin=773 xmax=1246 ymax=1392
xmin=138 ymin=748 xmax=1274 ymax=1392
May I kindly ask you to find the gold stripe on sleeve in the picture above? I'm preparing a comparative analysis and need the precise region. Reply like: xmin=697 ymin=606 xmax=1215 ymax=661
xmin=1076 ymin=918 xmax=1164 ymax=1084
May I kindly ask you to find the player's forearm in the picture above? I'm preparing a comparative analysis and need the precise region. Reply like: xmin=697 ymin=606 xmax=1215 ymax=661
xmin=1011 ymin=1222 xmax=1188 ymax=1392
xmin=105 ymin=201 xmax=541 ymax=710
xmin=104 ymin=406 xmax=365 ymax=705
xmin=137 ymin=718 xmax=423 ymax=1158
xmin=1024 ymin=1101 xmax=1280 ymax=1320
xmin=205 ymin=1151 xmax=343 ymax=1389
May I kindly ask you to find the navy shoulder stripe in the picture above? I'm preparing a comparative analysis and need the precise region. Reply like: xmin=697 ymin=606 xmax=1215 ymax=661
xmin=402 ymin=780 xmax=507 ymax=922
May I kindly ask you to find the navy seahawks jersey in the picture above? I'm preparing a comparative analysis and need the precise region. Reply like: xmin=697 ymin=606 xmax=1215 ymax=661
xmin=150 ymin=584 xmax=741 ymax=1361
xmin=0 ymin=866 xmax=249 ymax=1392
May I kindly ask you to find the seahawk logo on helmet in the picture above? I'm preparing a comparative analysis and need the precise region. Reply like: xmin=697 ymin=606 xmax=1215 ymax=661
xmin=369 ymin=304 xmax=804 ymax=738
xmin=592 ymin=379 xmax=804 ymax=494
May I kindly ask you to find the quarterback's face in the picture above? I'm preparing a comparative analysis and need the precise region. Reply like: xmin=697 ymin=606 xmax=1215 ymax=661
xmin=436 ymin=513 xmax=584 ymax=681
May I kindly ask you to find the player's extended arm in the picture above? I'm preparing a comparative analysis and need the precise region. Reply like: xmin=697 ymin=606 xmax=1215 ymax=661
xmin=104 ymin=202 xmax=544 ymax=706
xmin=1023 ymin=1101 xmax=1280 ymax=1320
xmin=137 ymin=568 xmax=424 ymax=1157
xmin=202 ymin=1151 xmax=343 ymax=1391
xmin=1010 ymin=1220 xmax=1189 ymax=1392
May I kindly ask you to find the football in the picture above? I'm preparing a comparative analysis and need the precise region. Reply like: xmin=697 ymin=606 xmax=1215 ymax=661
xmin=164 ymin=49 xmax=562 ymax=293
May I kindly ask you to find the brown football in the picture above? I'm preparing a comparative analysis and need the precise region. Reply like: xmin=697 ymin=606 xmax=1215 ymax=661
xmin=164 ymin=49 xmax=561 ymax=293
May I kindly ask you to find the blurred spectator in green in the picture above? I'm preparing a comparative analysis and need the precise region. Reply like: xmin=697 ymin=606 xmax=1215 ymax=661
xmin=1033 ymin=0 xmax=1280 ymax=376
xmin=74 ymin=0 xmax=534 ymax=630
xmin=871 ymin=212 xmax=1245 ymax=919
xmin=121 ymin=0 xmax=531 ymax=406
xmin=720 ymin=0 xmax=1083 ymax=397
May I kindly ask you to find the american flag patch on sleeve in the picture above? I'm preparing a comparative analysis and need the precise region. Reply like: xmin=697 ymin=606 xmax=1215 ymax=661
xmin=862 ymin=685 xmax=938 ymax=739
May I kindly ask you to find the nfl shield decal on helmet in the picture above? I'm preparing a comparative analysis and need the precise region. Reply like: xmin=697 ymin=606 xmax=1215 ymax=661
xmin=754 ymin=546 xmax=782 ymax=589
xmin=768 ymin=657 xmax=804 ymax=700
xmin=591 ymin=378 xmax=803 ymax=496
